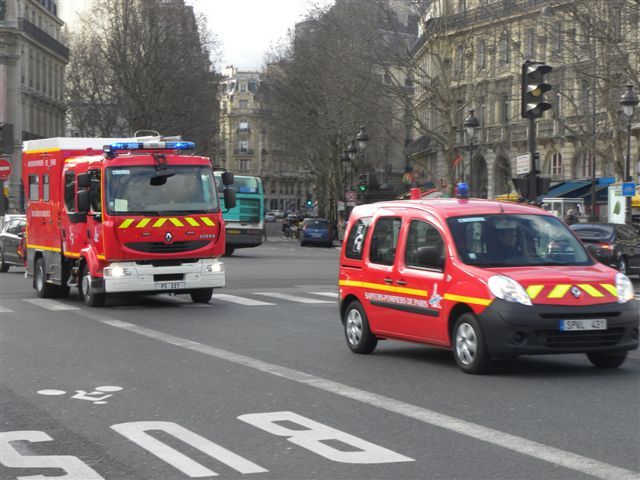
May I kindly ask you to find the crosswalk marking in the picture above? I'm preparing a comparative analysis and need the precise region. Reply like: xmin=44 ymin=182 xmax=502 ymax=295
xmin=254 ymin=292 xmax=333 ymax=304
xmin=308 ymin=292 xmax=339 ymax=299
xmin=0 ymin=305 xmax=14 ymax=313
xmin=23 ymin=299 xmax=80 ymax=311
xmin=213 ymin=294 xmax=275 ymax=306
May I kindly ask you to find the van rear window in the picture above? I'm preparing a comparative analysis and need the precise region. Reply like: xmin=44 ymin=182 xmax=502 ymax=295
xmin=345 ymin=217 xmax=371 ymax=260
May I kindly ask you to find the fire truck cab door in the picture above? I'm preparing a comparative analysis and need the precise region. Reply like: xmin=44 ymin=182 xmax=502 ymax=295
xmin=61 ymin=170 xmax=87 ymax=256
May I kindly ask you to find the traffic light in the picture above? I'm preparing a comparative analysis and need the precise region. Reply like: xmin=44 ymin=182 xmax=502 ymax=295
xmin=521 ymin=61 xmax=552 ymax=119
xmin=358 ymin=173 xmax=369 ymax=192
xmin=306 ymin=194 xmax=312 ymax=207
xmin=513 ymin=175 xmax=551 ymax=203
xmin=512 ymin=177 xmax=529 ymax=199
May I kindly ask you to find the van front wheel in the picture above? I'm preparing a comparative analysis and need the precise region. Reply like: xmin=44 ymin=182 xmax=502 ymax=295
xmin=343 ymin=301 xmax=377 ymax=354
xmin=453 ymin=314 xmax=492 ymax=374
xmin=80 ymin=264 xmax=105 ymax=307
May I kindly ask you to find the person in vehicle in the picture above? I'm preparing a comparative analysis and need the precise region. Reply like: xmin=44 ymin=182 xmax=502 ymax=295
xmin=493 ymin=227 xmax=519 ymax=259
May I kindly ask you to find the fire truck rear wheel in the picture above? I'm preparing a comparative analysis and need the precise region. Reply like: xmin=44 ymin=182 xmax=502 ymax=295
xmin=80 ymin=264 xmax=105 ymax=307
xmin=190 ymin=288 xmax=213 ymax=303
xmin=35 ymin=258 xmax=56 ymax=298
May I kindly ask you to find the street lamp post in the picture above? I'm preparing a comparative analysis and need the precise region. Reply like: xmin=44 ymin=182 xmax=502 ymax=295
xmin=463 ymin=110 xmax=479 ymax=194
xmin=620 ymin=84 xmax=638 ymax=225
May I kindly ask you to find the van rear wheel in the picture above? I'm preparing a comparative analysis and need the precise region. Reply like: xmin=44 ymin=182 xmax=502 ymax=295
xmin=453 ymin=313 xmax=492 ymax=374
xmin=587 ymin=351 xmax=627 ymax=369
xmin=343 ymin=300 xmax=377 ymax=354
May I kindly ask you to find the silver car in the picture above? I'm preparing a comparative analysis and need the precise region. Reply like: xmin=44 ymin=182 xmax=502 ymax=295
xmin=0 ymin=215 xmax=26 ymax=271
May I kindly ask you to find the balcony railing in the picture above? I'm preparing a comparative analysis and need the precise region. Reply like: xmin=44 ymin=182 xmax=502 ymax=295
xmin=233 ymin=149 xmax=254 ymax=155
xmin=19 ymin=17 xmax=69 ymax=59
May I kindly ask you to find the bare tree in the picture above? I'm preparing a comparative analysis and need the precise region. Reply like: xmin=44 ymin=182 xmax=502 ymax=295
xmin=65 ymin=0 xmax=220 ymax=155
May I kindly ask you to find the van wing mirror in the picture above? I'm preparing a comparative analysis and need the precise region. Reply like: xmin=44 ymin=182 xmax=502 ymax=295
xmin=221 ymin=171 xmax=234 ymax=186
xmin=417 ymin=246 xmax=444 ymax=269
xmin=77 ymin=190 xmax=90 ymax=213
xmin=223 ymin=188 xmax=236 ymax=210
xmin=77 ymin=173 xmax=90 ymax=188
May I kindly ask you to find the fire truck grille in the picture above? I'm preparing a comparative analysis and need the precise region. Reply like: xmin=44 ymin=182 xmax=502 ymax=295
xmin=125 ymin=241 xmax=209 ymax=253
xmin=534 ymin=328 xmax=625 ymax=349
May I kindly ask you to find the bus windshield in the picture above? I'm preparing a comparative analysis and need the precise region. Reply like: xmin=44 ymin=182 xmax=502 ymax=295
xmin=446 ymin=214 xmax=593 ymax=267
xmin=105 ymin=166 xmax=219 ymax=215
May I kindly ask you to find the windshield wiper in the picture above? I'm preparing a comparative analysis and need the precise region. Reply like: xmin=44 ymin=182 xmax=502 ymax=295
xmin=157 ymin=210 xmax=210 ymax=215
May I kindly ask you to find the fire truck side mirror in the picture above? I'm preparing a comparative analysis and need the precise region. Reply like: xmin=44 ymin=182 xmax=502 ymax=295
xmin=77 ymin=190 xmax=90 ymax=214
xmin=77 ymin=173 xmax=90 ymax=188
xmin=223 ymin=188 xmax=236 ymax=210
xmin=221 ymin=171 xmax=234 ymax=186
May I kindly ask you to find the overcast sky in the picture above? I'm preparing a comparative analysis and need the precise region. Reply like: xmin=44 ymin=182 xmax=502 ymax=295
xmin=59 ymin=0 xmax=331 ymax=71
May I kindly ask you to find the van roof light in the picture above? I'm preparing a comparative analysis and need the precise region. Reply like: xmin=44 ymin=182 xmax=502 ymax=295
xmin=103 ymin=141 xmax=195 ymax=158
xmin=456 ymin=182 xmax=470 ymax=199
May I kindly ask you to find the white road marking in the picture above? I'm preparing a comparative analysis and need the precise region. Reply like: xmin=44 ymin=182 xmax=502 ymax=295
xmin=214 ymin=294 xmax=275 ymax=306
xmin=23 ymin=299 xmax=80 ymax=311
xmin=74 ymin=310 xmax=638 ymax=480
xmin=0 ymin=305 xmax=14 ymax=313
xmin=254 ymin=292 xmax=333 ymax=304
xmin=308 ymin=291 xmax=339 ymax=299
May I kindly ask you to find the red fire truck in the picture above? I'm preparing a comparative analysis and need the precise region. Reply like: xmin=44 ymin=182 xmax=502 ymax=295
xmin=22 ymin=136 xmax=236 ymax=307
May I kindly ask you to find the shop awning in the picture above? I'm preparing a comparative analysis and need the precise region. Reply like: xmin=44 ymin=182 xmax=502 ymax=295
xmin=542 ymin=180 xmax=591 ymax=199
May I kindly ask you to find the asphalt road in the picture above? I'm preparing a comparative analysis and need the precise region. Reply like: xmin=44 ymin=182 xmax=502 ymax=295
xmin=1 ymin=238 xmax=639 ymax=480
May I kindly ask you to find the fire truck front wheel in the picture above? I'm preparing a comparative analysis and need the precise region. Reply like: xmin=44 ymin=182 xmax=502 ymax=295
xmin=190 ymin=288 xmax=213 ymax=304
xmin=79 ymin=264 xmax=106 ymax=307
xmin=34 ymin=258 xmax=57 ymax=298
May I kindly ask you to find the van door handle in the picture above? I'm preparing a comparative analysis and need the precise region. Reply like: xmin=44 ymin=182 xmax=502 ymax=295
xmin=384 ymin=278 xmax=393 ymax=284
xmin=396 ymin=280 xmax=407 ymax=285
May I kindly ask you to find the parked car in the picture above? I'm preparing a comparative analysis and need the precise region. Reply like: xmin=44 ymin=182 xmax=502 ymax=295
xmin=0 ymin=215 xmax=26 ymax=272
xmin=300 ymin=218 xmax=333 ymax=247
xmin=264 ymin=211 xmax=276 ymax=222
xmin=272 ymin=210 xmax=285 ymax=219
xmin=570 ymin=223 xmax=640 ymax=276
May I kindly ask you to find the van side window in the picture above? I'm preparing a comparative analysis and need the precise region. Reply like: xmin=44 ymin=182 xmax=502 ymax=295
xmin=405 ymin=220 xmax=445 ymax=270
xmin=64 ymin=172 xmax=76 ymax=212
xmin=345 ymin=217 xmax=371 ymax=260
xmin=42 ymin=175 xmax=49 ymax=201
xmin=369 ymin=217 xmax=401 ymax=266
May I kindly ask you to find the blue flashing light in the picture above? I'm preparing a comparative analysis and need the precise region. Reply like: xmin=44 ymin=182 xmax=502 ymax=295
xmin=165 ymin=141 xmax=195 ymax=150
xmin=104 ymin=140 xmax=196 ymax=156
xmin=456 ymin=182 xmax=470 ymax=199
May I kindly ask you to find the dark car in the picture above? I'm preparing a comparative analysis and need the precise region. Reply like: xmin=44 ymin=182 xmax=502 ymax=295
xmin=570 ymin=223 xmax=640 ymax=276
xmin=0 ymin=215 xmax=26 ymax=272
xmin=299 ymin=218 xmax=333 ymax=247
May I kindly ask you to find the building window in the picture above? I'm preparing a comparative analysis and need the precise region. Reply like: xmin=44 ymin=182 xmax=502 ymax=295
xmin=239 ymin=140 xmax=249 ymax=153
xmin=524 ymin=28 xmax=535 ymax=58
xmin=549 ymin=152 xmax=563 ymax=177
xmin=577 ymin=151 xmax=593 ymax=179
xmin=238 ymin=159 xmax=249 ymax=170
xmin=477 ymin=39 xmax=485 ymax=69
xmin=456 ymin=45 xmax=465 ymax=72
xmin=500 ymin=94 xmax=509 ymax=125
xmin=240 ymin=83 xmax=246 ymax=92
xmin=499 ymin=32 xmax=510 ymax=64
xmin=239 ymin=99 xmax=248 ymax=109
xmin=551 ymin=22 xmax=562 ymax=55
xmin=238 ymin=120 xmax=249 ymax=132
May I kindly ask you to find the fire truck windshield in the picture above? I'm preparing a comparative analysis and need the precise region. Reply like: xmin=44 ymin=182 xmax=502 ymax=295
xmin=105 ymin=166 xmax=219 ymax=215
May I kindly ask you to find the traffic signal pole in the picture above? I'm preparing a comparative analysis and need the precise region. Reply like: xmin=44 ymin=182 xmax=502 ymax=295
xmin=527 ymin=117 xmax=537 ymax=204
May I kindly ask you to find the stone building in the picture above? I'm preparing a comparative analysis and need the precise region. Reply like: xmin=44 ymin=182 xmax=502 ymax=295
xmin=217 ymin=66 xmax=311 ymax=211
xmin=0 ymin=0 xmax=68 ymax=212
xmin=409 ymin=0 xmax=639 ymax=213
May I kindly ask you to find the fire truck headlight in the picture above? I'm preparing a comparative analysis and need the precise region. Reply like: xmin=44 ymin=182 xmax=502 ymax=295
xmin=615 ymin=273 xmax=634 ymax=303
xmin=488 ymin=275 xmax=532 ymax=306
xmin=104 ymin=266 xmax=133 ymax=278
xmin=205 ymin=262 xmax=223 ymax=273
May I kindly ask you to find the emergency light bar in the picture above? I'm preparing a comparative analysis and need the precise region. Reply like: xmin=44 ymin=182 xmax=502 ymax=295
xmin=103 ymin=141 xmax=195 ymax=157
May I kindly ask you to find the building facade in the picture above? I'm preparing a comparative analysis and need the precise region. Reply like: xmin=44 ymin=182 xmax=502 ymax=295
xmin=0 ymin=0 xmax=68 ymax=212
xmin=217 ymin=66 xmax=311 ymax=211
xmin=409 ymin=0 xmax=639 ymax=214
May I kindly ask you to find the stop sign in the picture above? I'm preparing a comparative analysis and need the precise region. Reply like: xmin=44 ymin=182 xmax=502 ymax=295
xmin=0 ymin=158 xmax=11 ymax=181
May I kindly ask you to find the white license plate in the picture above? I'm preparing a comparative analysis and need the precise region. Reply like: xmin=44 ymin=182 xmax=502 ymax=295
xmin=155 ymin=282 xmax=185 ymax=290
xmin=559 ymin=319 xmax=607 ymax=331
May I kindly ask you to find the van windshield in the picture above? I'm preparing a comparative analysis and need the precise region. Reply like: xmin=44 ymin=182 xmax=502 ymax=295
xmin=446 ymin=214 xmax=593 ymax=267
xmin=105 ymin=166 xmax=219 ymax=215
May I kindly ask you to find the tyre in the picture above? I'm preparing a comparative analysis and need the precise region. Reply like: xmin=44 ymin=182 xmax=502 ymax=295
xmin=616 ymin=257 xmax=627 ymax=275
xmin=224 ymin=246 xmax=235 ymax=256
xmin=587 ymin=351 xmax=628 ymax=369
xmin=452 ymin=313 xmax=492 ymax=374
xmin=190 ymin=288 xmax=213 ymax=304
xmin=79 ymin=264 xmax=105 ymax=307
xmin=343 ymin=300 xmax=377 ymax=354
xmin=34 ymin=258 xmax=56 ymax=298
xmin=300 ymin=240 xmax=306 ymax=247
xmin=0 ymin=250 xmax=9 ymax=272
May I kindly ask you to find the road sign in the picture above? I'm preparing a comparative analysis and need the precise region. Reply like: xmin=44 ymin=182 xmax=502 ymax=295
xmin=622 ymin=182 xmax=636 ymax=197
xmin=345 ymin=190 xmax=357 ymax=202
xmin=0 ymin=158 xmax=11 ymax=181
xmin=516 ymin=153 xmax=530 ymax=175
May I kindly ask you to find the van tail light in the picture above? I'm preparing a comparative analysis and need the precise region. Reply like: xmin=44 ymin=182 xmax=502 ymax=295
xmin=598 ymin=242 xmax=613 ymax=250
